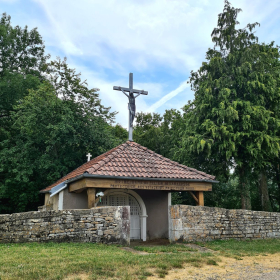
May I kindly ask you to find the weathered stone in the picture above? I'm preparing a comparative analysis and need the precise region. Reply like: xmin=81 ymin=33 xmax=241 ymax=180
xmin=0 ymin=207 xmax=130 ymax=245
xmin=95 ymin=218 xmax=105 ymax=222
xmin=169 ymin=205 xmax=280 ymax=243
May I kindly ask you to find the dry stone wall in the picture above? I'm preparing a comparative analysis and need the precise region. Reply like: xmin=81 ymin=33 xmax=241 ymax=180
xmin=0 ymin=206 xmax=130 ymax=245
xmin=169 ymin=205 xmax=280 ymax=242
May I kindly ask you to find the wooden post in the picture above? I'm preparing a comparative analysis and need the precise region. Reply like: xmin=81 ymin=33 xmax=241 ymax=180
xmin=44 ymin=193 xmax=50 ymax=205
xmin=87 ymin=188 xmax=96 ymax=209
xmin=195 ymin=191 xmax=204 ymax=206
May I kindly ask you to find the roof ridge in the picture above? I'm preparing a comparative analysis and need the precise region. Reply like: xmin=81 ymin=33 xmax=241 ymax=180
xmin=87 ymin=142 xmax=129 ymax=173
xmin=130 ymin=142 xmax=213 ymax=179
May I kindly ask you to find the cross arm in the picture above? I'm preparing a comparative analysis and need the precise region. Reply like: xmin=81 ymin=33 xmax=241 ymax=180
xmin=113 ymin=86 xmax=148 ymax=95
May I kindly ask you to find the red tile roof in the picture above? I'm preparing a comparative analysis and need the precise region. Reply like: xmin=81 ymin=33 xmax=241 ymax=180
xmin=41 ymin=141 xmax=215 ymax=192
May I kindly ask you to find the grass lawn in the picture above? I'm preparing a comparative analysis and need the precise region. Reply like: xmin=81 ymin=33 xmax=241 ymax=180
xmin=0 ymin=239 xmax=279 ymax=280
xmin=197 ymin=238 xmax=280 ymax=258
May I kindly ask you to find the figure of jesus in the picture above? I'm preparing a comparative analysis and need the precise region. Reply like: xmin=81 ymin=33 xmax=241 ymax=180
xmin=128 ymin=92 xmax=136 ymax=128
xmin=113 ymin=73 xmax=148 ymax=141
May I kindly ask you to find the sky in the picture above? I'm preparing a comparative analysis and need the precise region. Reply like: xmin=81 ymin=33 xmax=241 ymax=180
xmin=1 ymin=0 xmax=280 ymax=128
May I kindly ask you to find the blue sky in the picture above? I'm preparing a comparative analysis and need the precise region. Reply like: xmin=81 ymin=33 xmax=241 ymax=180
xmin=1 ymin=0 xmax=280 ymax=127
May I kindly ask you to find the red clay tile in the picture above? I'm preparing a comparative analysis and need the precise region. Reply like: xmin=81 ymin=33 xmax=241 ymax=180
xmin=41 ymin=141 xmax=216 ymax=192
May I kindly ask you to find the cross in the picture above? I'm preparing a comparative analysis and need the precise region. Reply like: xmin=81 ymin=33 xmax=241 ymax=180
xmin=113 ymin=73 xmax=148 ymax=141
xmin=86 ymin=153 xmax=92 ymax=162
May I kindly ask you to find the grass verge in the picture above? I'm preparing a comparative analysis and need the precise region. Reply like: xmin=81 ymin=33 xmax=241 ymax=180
xmin=196 ymin=238 xmax=280 ymax=258
xmin=0 ymin=239 xmax=279 ymax=279
xmin=0 ymin=242 xmax=216 ymax=280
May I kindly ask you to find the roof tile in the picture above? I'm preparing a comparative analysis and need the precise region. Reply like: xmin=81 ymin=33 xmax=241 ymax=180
xmin=41 ymin=141 xmax=215 ymax=192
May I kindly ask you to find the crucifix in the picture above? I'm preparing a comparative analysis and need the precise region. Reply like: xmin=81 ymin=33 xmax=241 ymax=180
xmin=113 ymin=73 xmax=148 ymax=141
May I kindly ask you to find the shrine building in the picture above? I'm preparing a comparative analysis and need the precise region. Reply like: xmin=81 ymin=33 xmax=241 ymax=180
xmin=40 ymin=141 xmax=216 ymax=241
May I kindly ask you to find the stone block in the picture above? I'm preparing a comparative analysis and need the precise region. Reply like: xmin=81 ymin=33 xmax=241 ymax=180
xmin=95 ymin=218 xmax=105 ymax=222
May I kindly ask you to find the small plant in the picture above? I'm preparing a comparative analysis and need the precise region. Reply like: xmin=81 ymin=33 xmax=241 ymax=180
xmin=207 ymin=259 xmax=218 ymax=265
xmin=156 ymin=268 xmax=168 ymax=278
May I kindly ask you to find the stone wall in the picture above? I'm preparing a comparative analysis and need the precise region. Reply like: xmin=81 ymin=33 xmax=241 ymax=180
xmin=0 ymin=206 xmax=130 ymax=244
xmin=169 ymin=205 xmax=280 ymax=242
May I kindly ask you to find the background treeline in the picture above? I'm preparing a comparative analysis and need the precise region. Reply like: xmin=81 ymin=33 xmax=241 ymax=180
xmin=134 ymin=1 xmax=280 ymax=212
xmin=1 ymin=0 xmax=279 ymax=214
xmin=0 ymin=13 xmax=127 ymax=213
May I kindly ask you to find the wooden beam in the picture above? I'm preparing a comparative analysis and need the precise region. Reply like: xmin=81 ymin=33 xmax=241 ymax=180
xmin=69 ymin=178 xmax=87 ymax=192
xmin=188 ymin=191 xmax=199 ymax=203
xmin=68 ymin=177 xmax=213 ymax=193
xmin=74 ymin=189 xmax=85 ymax=194
xmin=69 ymin=178 xmax=212 ymax=192
xmin=87 ymin=188 xmax=96 ymax=209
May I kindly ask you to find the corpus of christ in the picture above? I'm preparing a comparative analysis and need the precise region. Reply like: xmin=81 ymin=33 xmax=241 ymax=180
xmin=113 ymin=73 xmax=148 ymax=141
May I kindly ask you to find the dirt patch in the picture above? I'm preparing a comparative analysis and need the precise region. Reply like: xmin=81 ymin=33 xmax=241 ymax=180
xmin=148 ymin=253 xmax=280 ymax=280
xmin=122 ymin=247 xmax=149 ymax=255
xmin=181 ymin=243 xmax=215 ymax=253
xmin=64 ymin=273 xmax=89 ymax=280
xmin=130 ymin=238 xmax=170 ymax=247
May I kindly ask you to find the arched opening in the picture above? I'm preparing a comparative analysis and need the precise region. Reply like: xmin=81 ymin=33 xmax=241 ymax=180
xmin=96 ymin=189 xmax=147 ymax=241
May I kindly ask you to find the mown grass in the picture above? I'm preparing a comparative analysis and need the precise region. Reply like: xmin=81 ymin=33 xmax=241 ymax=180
xmin=196 ymin=238 xmax=280 ymax=258
xmin=0 ymin=239 xmax=279 ymax=279
xmin=0 ymin=242 xmax=216 ymax=280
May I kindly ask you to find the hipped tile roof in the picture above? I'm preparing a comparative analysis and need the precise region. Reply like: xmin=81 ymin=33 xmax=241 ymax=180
xmin=41 ymin=141 xmax=215 ymax=192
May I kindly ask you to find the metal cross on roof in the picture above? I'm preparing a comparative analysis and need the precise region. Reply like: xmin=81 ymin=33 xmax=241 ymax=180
xmin=113 ymin=73 xmax=148 ymax=141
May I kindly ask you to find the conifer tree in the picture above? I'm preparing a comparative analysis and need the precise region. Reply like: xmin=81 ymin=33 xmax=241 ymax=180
xmin=178 ymin=1 xmax=280 ymax=209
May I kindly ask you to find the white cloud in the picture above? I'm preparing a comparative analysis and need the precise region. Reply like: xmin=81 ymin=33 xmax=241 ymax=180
xmin=69 ymin=63 xmax=162 ymax=128
xmin=34 ymin=0 xmax=222 ymax=72
xmin=7 ymin=0 xmax=280 ymax=126
xmin=146 ymin=80 xmax=189 ymax=112
xmin=34 ymin=0 xmax=83 ymax=56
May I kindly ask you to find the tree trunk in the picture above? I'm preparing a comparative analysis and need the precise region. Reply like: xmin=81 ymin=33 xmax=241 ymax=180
xmin=278 ymin=182 xmax=280 ymax=212
xmin=258 ymin=170 xmax=272 ymax=212
xmin=239 ymin=167 xmax=251 ymax=210
xmin=275 ymin=163 xmax=280 ymax=212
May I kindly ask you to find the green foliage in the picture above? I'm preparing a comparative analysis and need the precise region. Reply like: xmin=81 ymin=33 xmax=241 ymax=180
xmin=0 ymin=12 xmax=49 ymax=146
xmin=0 ymin=13 xmax=48 ymax=76
xmin=0 ymin=13 xmax=48 ymax=115
xmin=175 ymin=1 xmax=280 ymax=210
xmin=112 ymin=124 xmax=128 ymax=143
xmin=47 ymin=57 xmax=115 ymax=121
xmin=134 ymin=112 xmax=163 ymax=154
xmin=134 ymin=109 xmax=184 ymax=159
xmin=0 ymin=81 xmax=119 ymax=213
xmin=0 ymin=14 xmax=123 ymax=213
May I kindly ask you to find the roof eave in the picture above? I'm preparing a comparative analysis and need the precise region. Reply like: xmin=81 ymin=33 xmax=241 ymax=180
xmin=83 ymin=174 xmax=219 ymax=183
xmin=41 ymin=173 xmax=219 ymax=193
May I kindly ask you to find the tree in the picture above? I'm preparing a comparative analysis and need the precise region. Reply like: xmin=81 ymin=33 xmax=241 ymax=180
xmin=0 ymin=14 xmax=122 ymax=213
xmin=112 ymin=124 xmax=128 ymax=143
xmin=0 ymin=82 xmax=120 ymax=213
xmin=134 ymin=112 xmax=163 ymax=153
xmin=133 ymin=110 xmax=184 ymax=159
xmin=47 ymin=58 xmax=115 ymax=122
xmin=177 ymin=1 xmax=280 ymax=210
xmin=0 ymin=13 xmax=49 ymax=119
